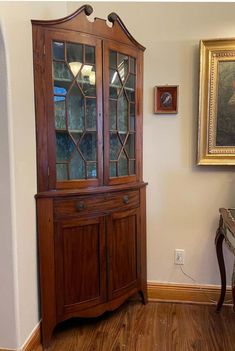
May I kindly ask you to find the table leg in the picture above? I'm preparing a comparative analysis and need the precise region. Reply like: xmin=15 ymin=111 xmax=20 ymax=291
xmin=215 ymin=223 xmax=226 ymax=312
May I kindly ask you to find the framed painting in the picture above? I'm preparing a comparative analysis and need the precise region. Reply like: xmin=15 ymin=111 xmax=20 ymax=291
xmin=198 ymin=38 xmax=235 ymax=165
xmin=154 ymin=85 xmax=178 ymax=114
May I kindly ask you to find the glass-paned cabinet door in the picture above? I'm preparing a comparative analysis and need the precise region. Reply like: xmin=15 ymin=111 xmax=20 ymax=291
xmin=105 ymin=44 xmax=139 ymax=184
xmin=48 ymin=33 xmax=102 ymax=189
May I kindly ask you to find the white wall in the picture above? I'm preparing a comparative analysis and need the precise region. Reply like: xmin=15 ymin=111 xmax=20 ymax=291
xmin=69 ymin=1 xmax=235 ymax=285
xmin=0 ymin=2 xmax=67 ymax=349
xmin=0 ymin=19 xmax=18 ymax=349
xmin=2 ymin=1 xmax=235 ymax=349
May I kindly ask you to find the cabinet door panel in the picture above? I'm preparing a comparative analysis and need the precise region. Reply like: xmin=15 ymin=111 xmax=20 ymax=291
xmin=55 ymin=216 xmax=106 ymax=319
xmin=103 ymin=40 xmax=143 ymax=185
xmin=44 ymin=30 xmax=103 ymax=191
xmin=107 ymin=208 xmax=140 ymax=300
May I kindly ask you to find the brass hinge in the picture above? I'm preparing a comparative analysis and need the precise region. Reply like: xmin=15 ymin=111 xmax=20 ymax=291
xmin=43 ymin=44 xmax=45 ymax=55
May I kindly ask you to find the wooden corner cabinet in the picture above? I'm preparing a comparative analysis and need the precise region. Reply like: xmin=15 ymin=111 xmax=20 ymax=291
xmin=32 ymin=5 xmax=147 ymax=348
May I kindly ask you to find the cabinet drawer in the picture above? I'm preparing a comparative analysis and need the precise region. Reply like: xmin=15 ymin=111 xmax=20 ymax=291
xmin=54 ymin=190 xmax=140 ymax=218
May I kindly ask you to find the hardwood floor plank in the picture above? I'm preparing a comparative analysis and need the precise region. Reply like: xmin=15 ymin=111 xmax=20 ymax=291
xmin=35 ymin=301 xmax=235 ymax=351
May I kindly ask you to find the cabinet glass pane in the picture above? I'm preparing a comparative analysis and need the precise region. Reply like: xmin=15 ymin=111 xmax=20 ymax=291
xmin=119 ymin=133 xmax=127 ymax=144
xmin=117 ymin=91 xmax=128 ymax=133
xmin=77 ymin=65 xmax=96 ymax=97
xmin=125 ymin=74 xmax=135 ymax=102
xmin=130 ymin=160 xmax=135 ymax=175
xmin=118 ymin=54 xmax=128 ymax=82
xmin=118 ymin=152 xmax=128 ymax=176
xmin=68 ymin=85 xmax=84 ymax=131
xmin=80 ymin=132 xmax=97 ymax=161
xmin=87 ymin=163 xmax=97 ymax=178
xmin=125 ymin=134 xmax=135 ymax=158
xmin=56 ymin=163 xmax=68 ymax=180
xmin=53 ymin=62 xmax=73 ymax=81
xmin=70 ymin=132 xmax=82 ymax=145
xmin=109 ymin=69 xmax=121 ymax=99
xmin=67 ymin=43 xmax=83 ymax=64
xmin=110 ymin=50 xmax=117 ymax=69
xmin=69 ymin=62 xmax=82 ymax=77
xmin=130 ymin=57 xmax=136 ymax=74
xmin=52 ymin=40 xmax=98 ymax=181
xmin=109 ymin=162 xmax=117 ymax=177
xmin=69 ymin=150 xmax=85 ymax=179
xmin=54 ymin=98 xmax=66 ymax=129
xmin=109 ymin=100 xmax=117 ymax=131
xmin=56 ymin=131 xmax=75 ymax=162
xmin=109 ymin=49 xmax=136 ymax=177
xmin=86 ymin=99 xmax=97 ymax=130
xmin=85 ymin=45 xmax=95 ymax=64
xmin=53 ymin=41 xmax=65 ymax=61
xmin=110 ymin=132 xmax=121 ymax=160
xmin=130 ymin=103 xmax=135 ymax=131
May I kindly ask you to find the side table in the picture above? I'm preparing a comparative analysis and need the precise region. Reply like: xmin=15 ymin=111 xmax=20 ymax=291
xmin=215 ymin=208 xmax=235 ymax=312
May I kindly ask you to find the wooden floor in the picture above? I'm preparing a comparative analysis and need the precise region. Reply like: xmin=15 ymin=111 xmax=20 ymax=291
xmin=36 ymin=300 xmax=235 ymax=351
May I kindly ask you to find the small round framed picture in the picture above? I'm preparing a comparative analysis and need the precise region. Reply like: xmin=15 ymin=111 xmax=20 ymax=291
xmin=154 ymin=85 xmax=178 ymax=114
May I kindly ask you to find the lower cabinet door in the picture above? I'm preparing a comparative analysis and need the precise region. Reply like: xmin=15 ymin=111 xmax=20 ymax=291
xmin=107 ymin=208 xmax=140 ymax=300
xmin=54 ymin=215 xmax=106 ymax=319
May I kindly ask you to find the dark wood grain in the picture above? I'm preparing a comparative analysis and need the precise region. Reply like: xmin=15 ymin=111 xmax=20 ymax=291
xmin=35 ymin=181 xmax=147 ymax=199
xmin=32 ymin=6 xmax=147 ymax=349
xmin=107 ymin=208 xmax=139 ymax=300
xmin=215 ymin=230 xmax=226 ymax=312
xmin=36 ymin=198 xmax=57 ymax=348
xmin=31 ymin=5 xmax=93 ymax=26
xmin=31 ymin=5 xmax=145 ymax=51
xmin=139 ymin=186 xmax=147 ymax=304
xmin=32 ymin=25 xmax=49 ymax=192
xmin=55 ymin=216 xmax=106 ymax=320
xmin=34 ymin=300 xmax=235 ymax=351
xmin=137 ymin=52 xmax=144 ymax=181
xmin=53 ymin=190 xmax=139 ymax=218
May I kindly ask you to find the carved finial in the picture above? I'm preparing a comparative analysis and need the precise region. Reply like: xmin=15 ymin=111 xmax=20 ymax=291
xmin=32 ymin=4 xmax=94 ymax=26
xmin=108 ymin=12 xmax=118 ymax=24
xmin=107 ymin=11 xmax=145 ymax=51
xmin=84 ymin=4 xmax=93 ymax=16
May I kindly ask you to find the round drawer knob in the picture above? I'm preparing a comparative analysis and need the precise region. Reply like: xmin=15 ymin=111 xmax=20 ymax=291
xmin=76 ymin=201 xmax=86 ymax=211
xmin=123 ymin=195 xmax=129 ymax=204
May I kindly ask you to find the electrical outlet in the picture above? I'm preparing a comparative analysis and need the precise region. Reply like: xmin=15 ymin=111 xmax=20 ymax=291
xmin=174 ymin=249 xmax=185 ymax=265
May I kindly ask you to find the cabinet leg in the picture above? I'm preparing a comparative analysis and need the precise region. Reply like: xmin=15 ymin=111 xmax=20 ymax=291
xmin=41 ymin=321 xmax=55 ymax=350
xmin=139 ymin=288 xmax=148 ymax=305
xmin=215 ymin=228 xmax=226 ymax=312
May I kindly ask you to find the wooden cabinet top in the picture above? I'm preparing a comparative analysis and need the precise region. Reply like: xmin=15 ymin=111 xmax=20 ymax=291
xmin=32 ymin=4 xmax=145 ymax=51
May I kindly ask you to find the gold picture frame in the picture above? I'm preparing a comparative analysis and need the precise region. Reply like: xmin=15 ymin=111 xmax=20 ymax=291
xmin=198 ymin=38 xmax=235 ymax=165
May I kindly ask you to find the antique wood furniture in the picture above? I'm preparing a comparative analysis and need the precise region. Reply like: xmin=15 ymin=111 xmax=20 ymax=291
xmin=32 ymin=5 xmax=147 ymax=348
xmin=215 ymin=208 xmax=235 ymax=311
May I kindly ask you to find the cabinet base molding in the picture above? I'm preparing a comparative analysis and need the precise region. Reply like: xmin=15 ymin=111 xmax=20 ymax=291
xmin=147 ymin=281 xmax=232 ymax=305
